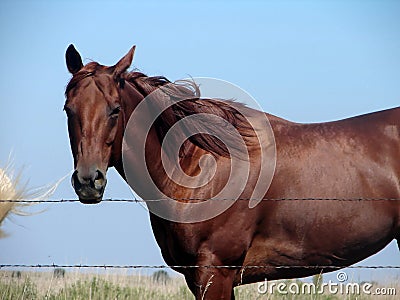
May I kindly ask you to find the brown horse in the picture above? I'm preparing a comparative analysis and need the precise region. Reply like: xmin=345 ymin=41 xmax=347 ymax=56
xmin=64 ymin=44 xmax=400 ymax=299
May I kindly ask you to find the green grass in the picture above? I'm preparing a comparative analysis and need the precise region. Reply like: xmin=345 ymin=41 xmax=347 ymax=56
xmin=0 ymin=270 xmax=398 ymax=300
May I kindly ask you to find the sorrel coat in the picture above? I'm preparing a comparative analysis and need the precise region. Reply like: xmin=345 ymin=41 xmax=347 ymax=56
xmin=64 ymin=44 xmax=400 ymax=299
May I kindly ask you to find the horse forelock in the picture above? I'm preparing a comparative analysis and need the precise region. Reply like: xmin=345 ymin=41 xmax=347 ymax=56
xmin=65 ymin=62 xmax=108 ymax=97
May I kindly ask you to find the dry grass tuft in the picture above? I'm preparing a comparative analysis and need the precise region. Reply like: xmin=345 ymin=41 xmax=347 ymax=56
xmin=0 ymin=160 xmax=62 ymax=238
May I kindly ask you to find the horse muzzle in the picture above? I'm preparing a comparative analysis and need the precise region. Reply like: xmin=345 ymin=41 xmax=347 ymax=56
xmin=71 ymin=169 xmax=107 ymax=204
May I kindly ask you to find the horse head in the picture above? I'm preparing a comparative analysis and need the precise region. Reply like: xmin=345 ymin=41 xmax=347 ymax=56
xmin=64 ymin=44 xmax=135 ymax=203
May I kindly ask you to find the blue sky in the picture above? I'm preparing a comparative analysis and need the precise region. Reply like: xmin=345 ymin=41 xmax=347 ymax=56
xmin=0 ymin=0 xmax=399 ymax=282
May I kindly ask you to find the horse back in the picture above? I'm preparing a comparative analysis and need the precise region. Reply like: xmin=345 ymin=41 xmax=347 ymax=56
xmin=265 ymin=106 xmax=400 ymax=229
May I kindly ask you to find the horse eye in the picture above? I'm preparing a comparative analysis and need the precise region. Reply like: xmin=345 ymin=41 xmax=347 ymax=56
xmin=109 ymin=106 xmax=121 ymax=117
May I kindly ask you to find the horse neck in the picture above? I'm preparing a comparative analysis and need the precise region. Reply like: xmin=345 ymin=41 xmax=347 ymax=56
xmin=112 ymin=81 xmax=172 ymax=199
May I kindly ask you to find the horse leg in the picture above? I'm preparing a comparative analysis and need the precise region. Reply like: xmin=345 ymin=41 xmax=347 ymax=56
xmin=184 ymin=253 xmax=236 ymax=300
xmin=185 ymin=274 xmax=235 ymax=299
xmin=184 ymin=274 xmax=198 ymax=297
xmin=188 ymin=267 xmax=235 ymax=300
xmin=231 ymin=289 xmax=236 ymax=300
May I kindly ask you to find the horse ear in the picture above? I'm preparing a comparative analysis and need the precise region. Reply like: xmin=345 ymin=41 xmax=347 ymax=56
xmin=66 ymin=44 xmax=83 ymax=74
xmin=112 ymin=45 xmax=136 ymax=79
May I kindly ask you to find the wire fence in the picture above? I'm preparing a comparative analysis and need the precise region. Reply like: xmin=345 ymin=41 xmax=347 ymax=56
xmin=1 ymin=264 xmax=400 ymax=270
xmin=2 ymin=197 xmax=400 ymax=203
xmin=1 ymin=197 xmax=399 ymax=271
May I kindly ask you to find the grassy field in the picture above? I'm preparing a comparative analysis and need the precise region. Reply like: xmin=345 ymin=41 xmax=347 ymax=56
xmin=0 ymin=269 xmax=398 ymax=300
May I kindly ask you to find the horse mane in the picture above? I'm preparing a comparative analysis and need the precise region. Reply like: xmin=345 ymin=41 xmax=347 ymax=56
xmin=124 ymin=71 xmax=256 ymax=158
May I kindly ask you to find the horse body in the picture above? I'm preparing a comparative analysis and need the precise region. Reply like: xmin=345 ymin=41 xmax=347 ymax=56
xmin=147 ymin=109 xmax=400 ymax=289
xmin=238 ymin=109 xmax=400 ymax=282
xmin=64 ymin=45 xmax=399 ymax=299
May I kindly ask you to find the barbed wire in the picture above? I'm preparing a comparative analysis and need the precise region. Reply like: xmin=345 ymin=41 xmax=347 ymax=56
xmin=2 ymin=198 xmax=399 ymax=272
xmin=1 ymin=197 xmax=400 ymax=203
xmin=1 ymin=264 xmax=399 ymax=270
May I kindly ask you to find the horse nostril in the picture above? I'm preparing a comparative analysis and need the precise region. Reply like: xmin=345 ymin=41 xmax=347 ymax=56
xmin=94 ymin=170 xmax=106 ymax=189
xmin=71 ymin=170 xmax=82 ymax=190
